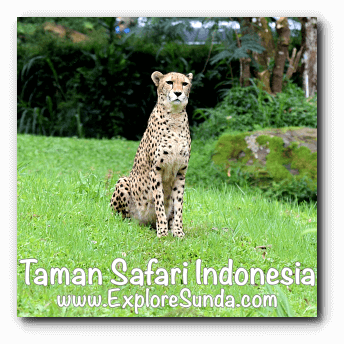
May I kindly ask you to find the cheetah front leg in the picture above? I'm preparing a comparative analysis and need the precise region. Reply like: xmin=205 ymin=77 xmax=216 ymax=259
xmin=110 ymin=177 xmax=131 ymax=219
xmin=170 ymin=170 xmax=186 ymax=237
xmin=150 ymin=169 xmax=168 ymax=237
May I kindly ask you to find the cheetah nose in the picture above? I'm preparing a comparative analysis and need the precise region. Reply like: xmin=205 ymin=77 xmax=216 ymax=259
xmin=174 ymin=92 xmax=182 ymax=97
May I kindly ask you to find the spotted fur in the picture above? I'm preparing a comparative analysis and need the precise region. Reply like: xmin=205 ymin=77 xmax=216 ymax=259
xmin=111 ymin=71 xmax=193 ymax=237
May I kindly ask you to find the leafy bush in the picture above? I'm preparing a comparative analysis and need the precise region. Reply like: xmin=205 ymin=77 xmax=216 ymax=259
xmin=192 ymin=79 xmax=317 ymax=141
xmin=18 ymin=38 xmax=123 ymax=138
xmin=186 ymin=140 xmax=228 ymax=189
xmin=17 ymin=22 xmax=233 ymax=140
xmin=263 ymin=176 xmax=317 ymax=203
xmin=17 ymin=17 xmax=103 ymax=34
xmin=18 ymin=18 xmax=309 ymax=141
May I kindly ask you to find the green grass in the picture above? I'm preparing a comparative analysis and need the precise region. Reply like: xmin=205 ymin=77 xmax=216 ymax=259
xmin=17 ymin=134 xmax=317 ymax=317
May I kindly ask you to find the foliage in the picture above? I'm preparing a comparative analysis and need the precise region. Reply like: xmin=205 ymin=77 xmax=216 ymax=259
xmin=210 ymin=27 xmax=266 ymax=67
xmin=192 ymin=79 xmax=317 ymax=141
xmin=18 ymin=32 xmax=129 ymax=138
xmin=263 ymin=176 xmax=317 ymax=203
xmin=204 ymin=17 xmax=305 ymax=90
xmin=187 ymin=140 xmax=228 ymax=189
xmin=17 ymin=17 xmax=115 ymax=35
xmin=17 ymin=35 xmax=119 ymax=138
xmin=17 ymin=21 xmax=230 ymax=140
xmin=17 ymin=17 xmax=305 ymax=140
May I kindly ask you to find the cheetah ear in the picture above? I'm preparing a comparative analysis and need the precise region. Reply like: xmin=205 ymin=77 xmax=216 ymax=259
xmin=186 ymin=73 xmax=193 ymax=81
xmin=152 ymin=71 xmax=164 ymax=87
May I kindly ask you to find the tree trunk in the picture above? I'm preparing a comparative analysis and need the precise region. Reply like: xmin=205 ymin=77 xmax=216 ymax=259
xmin=285 ymin=46 xmax=304 ymax=80
xmin=301 ymin=17 xmax=317 ymax=97
xmin=271 ymin=17 xmax=290 ymax=94
xmin=242 ymin=58 xmax=251 ymax=86
xmin=252 ymin=17 xmax=275 ymax=93
xmin=252 ymin=17 xmax=275 ymax=68
xmin=257 ymin=70 xmax=272 ymax=93
xmin=234 ymin=17 xmax=253 ymax=87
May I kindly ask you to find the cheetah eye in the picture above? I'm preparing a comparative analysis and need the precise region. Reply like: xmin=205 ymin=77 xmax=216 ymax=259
xmin=182 ymin=82 xmax=188 ymax=86
xmin=166 ymin=81 xmax=173 ymax=85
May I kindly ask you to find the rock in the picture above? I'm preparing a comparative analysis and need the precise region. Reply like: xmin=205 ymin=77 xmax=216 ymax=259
xmin=212 ymin=127 xmax=317 ymax=189
xmin=257 ymin=127 xmax=317 ymax=152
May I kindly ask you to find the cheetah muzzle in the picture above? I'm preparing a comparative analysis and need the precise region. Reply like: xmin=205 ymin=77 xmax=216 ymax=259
xmin=111 ymin=71 xmax=193 ymax=238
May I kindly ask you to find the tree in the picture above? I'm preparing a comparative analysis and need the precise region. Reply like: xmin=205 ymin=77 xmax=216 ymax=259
xmin=210 ymin=17 xmax=304 ymax=94
xmin=209 ymin=18 xmax=265 ymax=87
xmin=300 ymin=17 xmax=317 ymax=97
xmin=251 ymin=17 xmax=275 ymax=93
xmin=271 ymin=17 xmax=290 ymax=93
xmin=252 ymin=17 xmax=302 ymax=94
xmin=135 ymin=17 xmax=308 ymax=96
xmin=237 ymin=17 xmax=253 ymax=87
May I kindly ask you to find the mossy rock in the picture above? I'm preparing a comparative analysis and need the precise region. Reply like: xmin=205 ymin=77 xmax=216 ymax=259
xmin=212 ymin=127 xmax=317 ymax=190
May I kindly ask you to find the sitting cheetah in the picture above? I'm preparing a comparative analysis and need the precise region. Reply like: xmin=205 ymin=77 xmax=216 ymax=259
xmin=111 ymin=71 xmax=193 ymax=238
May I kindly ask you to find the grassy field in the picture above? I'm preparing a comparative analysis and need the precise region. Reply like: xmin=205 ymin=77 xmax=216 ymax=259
xmin=17 ymin=134 xmax=317 ymax=317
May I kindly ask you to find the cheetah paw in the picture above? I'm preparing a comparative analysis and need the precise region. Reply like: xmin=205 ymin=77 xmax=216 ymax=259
xmin=172 ymin=230 xmax=185 ymax=238
xmin=157 ymin=230 xmax=169 ymax=238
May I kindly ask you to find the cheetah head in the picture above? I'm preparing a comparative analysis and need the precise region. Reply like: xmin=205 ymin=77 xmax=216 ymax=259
xmin=151 ymin=71 xmax=193 ymax=112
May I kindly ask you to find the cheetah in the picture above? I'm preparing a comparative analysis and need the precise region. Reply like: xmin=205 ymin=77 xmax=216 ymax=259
xmin=111 ymin=71 xmax=193 ymax=238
